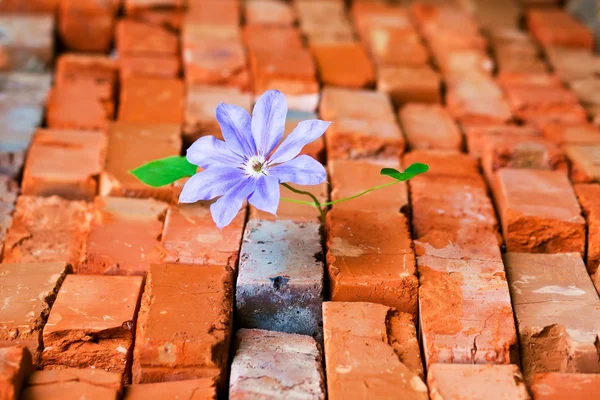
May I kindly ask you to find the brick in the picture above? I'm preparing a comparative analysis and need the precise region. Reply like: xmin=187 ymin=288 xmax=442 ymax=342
xmin=118 ymin=55 xmax=180 ymax=80
xmin=124 ymin=0 xmax=185 ymax=14
xmin=2 ymin=196 xmax=92 ymax=266
xmin=435 ymin=49 xmax=494 ymax=76
xmin=399 ymin=104 xmax=462 ymax=151
xmin=574 ymin=184 xmax=600 ymax=291
xmin=22 ymin=368 xmax=121 ymax=400
xmin=323 ymin=302 xmax=427 ymax=400
xmin=529 ymin=373 xmax=600 ymax=400
xmin=503 ymin=86 xmax=580 ymax=119
xmin=100 ymin=122 xmax=181 ymax=201
xmin=245 ymin=0 xmax=295 ymax=26
xmin=320 ymin=87 xmax=396 ymax=122
xmin=570 ymin=77 xmax=600 ymax=109
xmin=183 ymin=85 xmax=252 ymax=143
xmin=463 ymin=124 xmax=542 ymax=159
xmin=125 ymin=8 xmax=185 ymax=32
xmin=497 ymin=72 xmax=563 ymax=89
xmin=492 ymin=169 xmax=585 ymax=254
xmin=0 ymin=0 xmax=57 ymax=13
xmin=42 ymin=275 xmax=143 ymax=381
xmin=132 ymin=263 xmax=233 ymax=386
xmin=116 ymin=20 xmax=178 ymax=57
xmin=118 ymin=77 xmax=184 ymax=125
xmin=250 ymin=182 xmax=327 ymax=223
xmin=0 ymin=15 xmax=53 ymax=72
xmin=326 ymin=209 xmax=418 ymax=317
xmin=0 ymin=347 xmax=32 ymax=400
xmin=237 ymin=219 xmax=323 ymax=340
xmin=403 ymin=150 xmax=481 ymax=182
xmin=351 ymin=2 xmax=415 ymax=38
xmin=296 ymin=1 xmax=355 ymax=45
xmin=0 ymin=176 xmax=18 ymax=253
xmin=541 ymin=122 xmax=600 ymax=146
xmin=528 ymin=9 xmax=594 ymax=51
xmin=504 ymin=252 xmax=600 ymax=377
xmin=243 ymin=25 xmax=303 ymax=52
xmin=564 ymin=145 xmax=600 ymax=183
xmin=311 ymin=43 xmax=374 ymax=88
xmin=22 ymin=129 xmax=107 ymax=201
xmin=160 ymin=203 xmax=245 ymax=267
xmin=229 ymin=329 xmax=324 ymax=399
xmin=362 ymin=29 xmax=429 ymax=68
xmin=427 ymin=364 xmax=529 ymax=400
xmin=378 ymin=66 xmax=441 ymax=107
xmin=186 ymin=0 xmax=240 ymax=29
xmin=284 ymin=110 xmax=324 ymax=161
xmin=58 ymin=0 xmax=117 ymax=53
xmin=0 ymin=262 xmax=70 ymax=364
xmin=125 ymin=379 xmax=215 ymax=400
xmin=79 ymin=197 xmax=168 ymax=275
xmin=546 ymin=46 xmax=600 ymax=83
xmin=518 ymin=103 xmax=588 ymax=126
xmin=55 ymin=54 xmax=118 ymax=94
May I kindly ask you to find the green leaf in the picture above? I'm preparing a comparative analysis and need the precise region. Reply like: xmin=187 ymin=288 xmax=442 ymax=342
xmin=130 ymin=156 xmax=197 ymax=187
xmin=381 ymin=163 xmax=429 ymax=181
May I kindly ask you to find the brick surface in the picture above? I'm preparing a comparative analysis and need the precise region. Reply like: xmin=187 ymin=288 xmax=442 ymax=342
xmin=249 ymin=182 xmax=327 ymax=223
xmin=119 ymin=55 xmax=180 ymax=80
xmin=118 ymin=77 xmax=184 ymax=125
xmin=574 ymin=184 xmax=600 ymax=291
xmin=320 ymin=86 xmax=396 ymax=122
xmin=245 ymin=0 xmax=295 ymax=26
xmin=296 ymin=1 xmax=354 ymax=45
xmin=0 ymin=15 xmax=54 ymax=72
xmin=427 ymin=364 xmax=530 ymax=400
xmin=529 ymin=373 xmax=600 ymax=400
xmin=42 ymin=275 xmax=143 ymax=381
xmin=323 ymin=302 xmax=427 ymax=400
xmin=125 ymin=379 xmax=215 ymax=400
xmin=541 ymin=123 xmax=600 ymax=146
xmin=0 ymin=346 xmax=32 ymax=400
xmin=229 ymin=329 xmax=324 ymax=399
xmin=58 ymin=0 xmax=117 ymax=53
xmin=55 ymin=54 xmax=118 ymax=94
xmin=0 ymin=176 xmax=18 ymax=255
xmin=528 ymin=9 xmax=594 ymax=51
xmin=403 ymin=150 xmax=481 ymax=182
xmin=100 ymin=122 xmax=181 ymax=201
xmin=311 ymin=43 xmax=374 ymax=88
xmin=243 ymin=25 xmax=303 ymax=52
xmin=133 ymin=263 xmax=233 ymax=385
xmin=22 ymin=368 xmax=122 ymax=400
xmin=564 ymin=145 xmax=600 ymax=183
xmin=464 ymin=124 xmax=542 ymax=159
xmin=79 ymin=197 xmax=168 ymax=275
xmin=0 ymin=262 xmax=70 ymax=364
xmin=237 ymin=219 xmax=323 ymax=340
xmin=546 ymin=46 xmax=600 ymax=83
xmin=399 ymin=104 xmax=462 ymax=151
xmin=504 ymin=253 xmax=600 ymax=377
xmin=117 ymin=20 xmax=178 ymax=57
xmin=378 ymin=66 xmax=441 ymax=107
xmin=2 ymin=196 xmax=92 ymax=266
xmin=492 ymin=169 xmax=585 ymax=254
xmin=0 ymin=0 xmax=57 ymax=13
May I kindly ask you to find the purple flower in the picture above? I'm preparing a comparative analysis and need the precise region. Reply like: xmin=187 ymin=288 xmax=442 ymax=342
xmin=179 ymin=90 xmax=330 ymax=229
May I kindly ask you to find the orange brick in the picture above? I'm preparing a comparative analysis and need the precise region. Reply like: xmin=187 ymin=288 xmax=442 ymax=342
xmin=496 ymin=72 xmax=562 ymax=89
xmin=55 ymin=54 xmax=118 ymax=94
xmin=23 ymin=369 xmax=123 ymax=399
xmin=530 ymin=373 xmax=600 ymax=400
xmin=116 ymin=20 xmax=179 ymax=57
xmin=296 ymin=1 xmax=355 ymax=45
xmin=0 ymin=347 xmax=32 ymax=400
xmin=546 ymin=46 xmax=600 ymax=83
xmin=243 ymin=25 xmax=303 ymax=52
xmin=326 ymin=118 xmax=404 ymax=160
xmin=245 ymin=0 xmax=295 ymax=26
xmin=574 ymin=184 xmax=600 ymax=291
xmin=464 ymin=124 xmax=542 ymax=159
xmin=351 ymin=2 xmax=415 ymax=39
xmin=528 ymin=9 xmax=594 ymax=51
xmin=564 ymin=145 xmax=600 ymax=183
xmin=126 ymin=8 xmax=185 ymax=31
xmin=540 ymin=122 xmax=600 ymax=146
xmin=58 ymin=0 xmax=118 ymax=52
xmin=311 ymin=43 xmax=374 ymax=88
xmin=435 ymin=48 xmax=494 ymax=76
xmin=118 ymin=77 xmax=184 ymax=124
xmin=119 ymin=55 xmax=181 ymax=79
xmin=249 ymin=182 xmax=328 ymax=223
xmin=186 ymin=0 xmax=240 ymax=28
xmin=399 ymin=104 xmax=462 ymax=151
xmin=364 ymin=29 xmax=430 ymax=67
xmin=320 ymin=86 xmax=396 ymax=122
xmin=125 ymin=379 xmax=215 ymax=400
xmin=378 ymin=66 xmax=441 ymax=107
xmin=0 ymin=0 xmax=57 ymax=13
xmin=403 ymin=150 xmax=481 ymax=182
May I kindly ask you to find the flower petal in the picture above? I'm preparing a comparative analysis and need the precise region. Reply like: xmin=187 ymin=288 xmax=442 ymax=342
xmin=269 ymin=155 xmax=327 ymax=185
xmin=210 ymin=177 xmax=256 ymax=229
xmin=269 ymin=119 xmax=330 ymax=164
xmin=186 ymin=136 xmax=242 ymax=168
xmin=179 ymin=166 xmax=245 ymax=203
xmin=216 ymin=102 xmax=256 ymax=157
xmin=251 ymin=90 xmax=288 ymax=156
xmin=248 ymin=175 xmax=280 ymax=215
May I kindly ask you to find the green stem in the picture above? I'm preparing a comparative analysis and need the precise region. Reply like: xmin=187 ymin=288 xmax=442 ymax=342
xmin=280 ymin=183 xmax=327 ymax=223
xmin=321 ymin=181 xmax=399 ymax=206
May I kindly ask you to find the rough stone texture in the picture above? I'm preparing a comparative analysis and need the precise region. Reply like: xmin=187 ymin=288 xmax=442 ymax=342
xmin=2 ymin=196 xmax=93 ymax=266
xmin=504 ymin=252 xmax=600 ymax=378
xmin=118 ymin=77 xmax=184 ymax=124
xmin=564 ymin=145 xmax=600 ymax=183
xmin=0 ymin=346 xmax=32 ymax=400
xmin=574 ymin=184 xmax=600 ymax=291
xmin=79 ymin=197 xmax=168 ymax=275
xmin=323 ymin=302 xmax=427 ymax=400
xmin=529 ymin=373 xmax=600 ymax=400
xmin=160 ymin=203 xmax=245 ymax=267
xmin=0 ymin=176 xmax=18 ymax=255
xmin=132 ymin=263 xmax=233 ymax=386
xmin=250 ymin=182 xmax=327 ymax=223
xmin=427 ymin=364 xmax=530 ymax=400
xmin=237 ymin=219 xmax=324 ymax=341
xmin=229 ymin=329 xmax=324 ymax=400
xmin=0 ymin=15 xmax=54 ymax=72
xmin=541 ymin=122 xmax=600 ymax=146
xmin=378 ymin=67 xmax=441 ymax=107
xmin=399 ymin=104 xmax=462 ymax=151
xmin=22 ymin=129 xmax=107 ymax=201
xmin=0 ymin=262 xmax=70 ymax=364
xmin=311 ymin=43 xmax=375 ymax=88
xmin=463 ymin=124 xmax=543 ymax=159
xmin=42 ymin=275 xmax=144 ymax=382
xmin=100 ymin=122 xmax=181 ymax=201
xmin=21 ymin=368 xmax=122 ymax=400
xmin=125 ymin=379 xmax=216 ymax=400
xmin=492 ymin=169 xmax=585 ymax=255
xmin=326 ymin=209 xmax=418 ymax=317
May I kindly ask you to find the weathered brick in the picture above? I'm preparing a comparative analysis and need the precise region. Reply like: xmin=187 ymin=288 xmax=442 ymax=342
xmin=403 ymin=150 xmax=481 ymax=182
xmin=0 ymin=15 xmax=53 ymax=72
xmin=503 ymin=85 xmax=581 ymax=125
xmin=528 ymin=9 xmax=594 ymax=51
xmin=249 ymin=182 xmax=327 ymax=223
xmin=229 ymin=329 xmax=324 ymax=399
xmin=399 ymin=104 xmax=462 ymax=151
xmin=245 ymin=0 xmax=295 ymax=26
xmin=463 ymin=124 xmax=542 ymax=159
xmin=564 ymin=145 xmax=600 ymax=183
xmin=496 ymin=72 xmax=563 ymax=89
xmin=378 ymin=66 xmax=441 ymax=107
xmin=47 ymin=82 xmax=114 ymax=131
xmin=186 ymin=0 xmax=240 ymax=30
xmin=119 ymin=55 xmax=180 ymax=80
xmin=118 ymin=77 xmax=184 ymax=125
xmin=133 ymin=263 xmax=233 ymax=386
xmin=42 ymin=275 xmax=143 ymax=381
xmin=0 ymin=0 xmax=57 ymax=13
xmin=323 ymin=302 xmax=427 ymax=400
xmin=311 ymin=43 xmax=374 ymax=88
xmin=296 ymin=1 xmax=354 ymax=45
xmin=22 ymin=368 xmax=122 ymax=400
xmin=55 ymin=54 xmax=118 ymax=94
xmin=100 ymin=122 xmax=181 ymax=201
xmin=125 ymin=379 xmax=215 ymax=400
xmin=160 ymin=203 xmax=245 ymax=267
xmin=427 ymin=364 xmax=529 ymax=400
xmin=58 ymin=0 xmax=117 ymax=53
xmin=529 ymin=373 xmax=600 ymax=400
xmin=79 ymin=197 xmax=168 ymax=275
xmin=0 ymin=346 xmax=32 ymax=400
xmin=243 ymin=25 xmax=303 ymax=52
xmin=492 ymin=169 xmax=585 ymax=254
xmin=0 ymin=176 xmax=18 ymax=254
xmin=0 ymin=262 xmax=70 ymax=364
xmin=320 ymin=87 xmax=396 ymax=122
xmin=541 ymin=122 xmax=600 ymax=146
xmin=435 ymin=48 xmax=494 ymax=76
xmin=546 ymin=46 xmax=600 ymax=83
xmin=2 ymin=196 xmax=92 ymax=266
xmin=504 ymin=252 xmax=600 ymax=377
xmin=574 ymin=184 xmax=600 ymax=291
xmin=237 ymin=219 xmax=323 ymax=340
xmin=116 ymin=20 xmax=178 ymax=57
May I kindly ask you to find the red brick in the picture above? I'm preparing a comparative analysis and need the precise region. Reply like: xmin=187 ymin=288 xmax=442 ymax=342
xmin=124 ymin=0 xmax=185 ymax=15
xmin=546 ymin=46 xmax=600 ymax=83
xmin=296 ymin=1 xmax=354 ymax=45
xmin=79 ymin=197 xmax=168 ymax=275
xmin=528 ymin=9 xmax=594 ymax=51
xmin=497 ymin=72 xmax=562 ymax=89
xmin=378 ymin=66 xmax=441 ymax=107
xmin=55 ymin=54 xmax=118 ymax=94
xmin=0 ymin=15 xmax=54 ymax=72
xmin=0 ymin=176 xmax=18 ymax=253
xmin=58 ymin=0 xmax=117 ymax=52
xmin=119 ymin=55 xmax=181 ymax=80
xmin=351 ymin=2 xmax=415 ymax=39
xmin=504 ymin=253 xmax=600 ymax=377
xmin=118 ymin=77 xmax=184 ymax=124
xmin=125 ymin=8 xmax=184 ymax=32
xmin=0 ymin=346 xmax=32 ymax=400
xmin=249 ymin=182 xmax=327 ymax=223
xmin=503 ymin=86 xmax=579 ymax=119
xmin=574 ymin=184 xmax=600 ymax=291
xmin=463 ymin=124 xmax=542 ymax=159
xmin=2 ymin=196 xmax=92 ymax=266
xmin=229 ymin=329 xmax=324 ymax=399
xmin=100 ymin=122 xmax=181 ymax=201
xmin=518 ymin=103 xmax=588 ymax=126
xmin=243 ymin=25 xmax=303 ymax=52
xmin=399 ymin=104 xmax=462 ymax=151
xmin=364 ymin=29 xmax=430 ymax=68
xmin=245 ymin=0 xmax=295 ymax=26
xmin=435 ymin=48 xmax=494 ymax=76
xmin=403 ymin=150 xmax=481 ymax=181
xmin=0 ymin=0 xmax=57 ymax=13
xmin=22 ymin=368 xmax=122 ymax=400
xmin=529 ymin=373 xmax=600 ymax=400
xmin=186 ymin=0 xmax=240 ymax=28
xmin=42 ymin=275 xmax=143 ymax=382
xmin=564 ymin=145 xmax=600 ymax=183
xmin=116 ymin=20 xmax=178 ymax=57
xmin=492 ymin=169 xmax=585 ymax=254
xmin=0 ymin=262 xmax=70 ymax=364
xmin=22 ymin=129 xmax=106 ymax=201
xmin=427 ymin=364 xmax=529 ymax=400
xmin=323 ymin=302 xmax=427 ymax=399
xmin=311 ymin=43 xmax=374 ymax=88
xmin=132 ymin=263 xmax=233 ymax=386
xmin=160 ymin=203 xmax=245 ymax=267
xmin=541 ymin=122 xmax=600 ymax=146
xmin=125 ymin=379 xmax=215 ymax=400
xmin=320 ymin=87 xmax=396 ymax=122
xmin=570 ymin=77 xmax=600 ymax=109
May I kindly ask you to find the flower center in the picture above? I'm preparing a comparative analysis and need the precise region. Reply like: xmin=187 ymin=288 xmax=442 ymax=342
xmin=252 ymin=160 xmax=263 ymax=172
xmin=245 ymin=155 xmax=267 ymax=177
